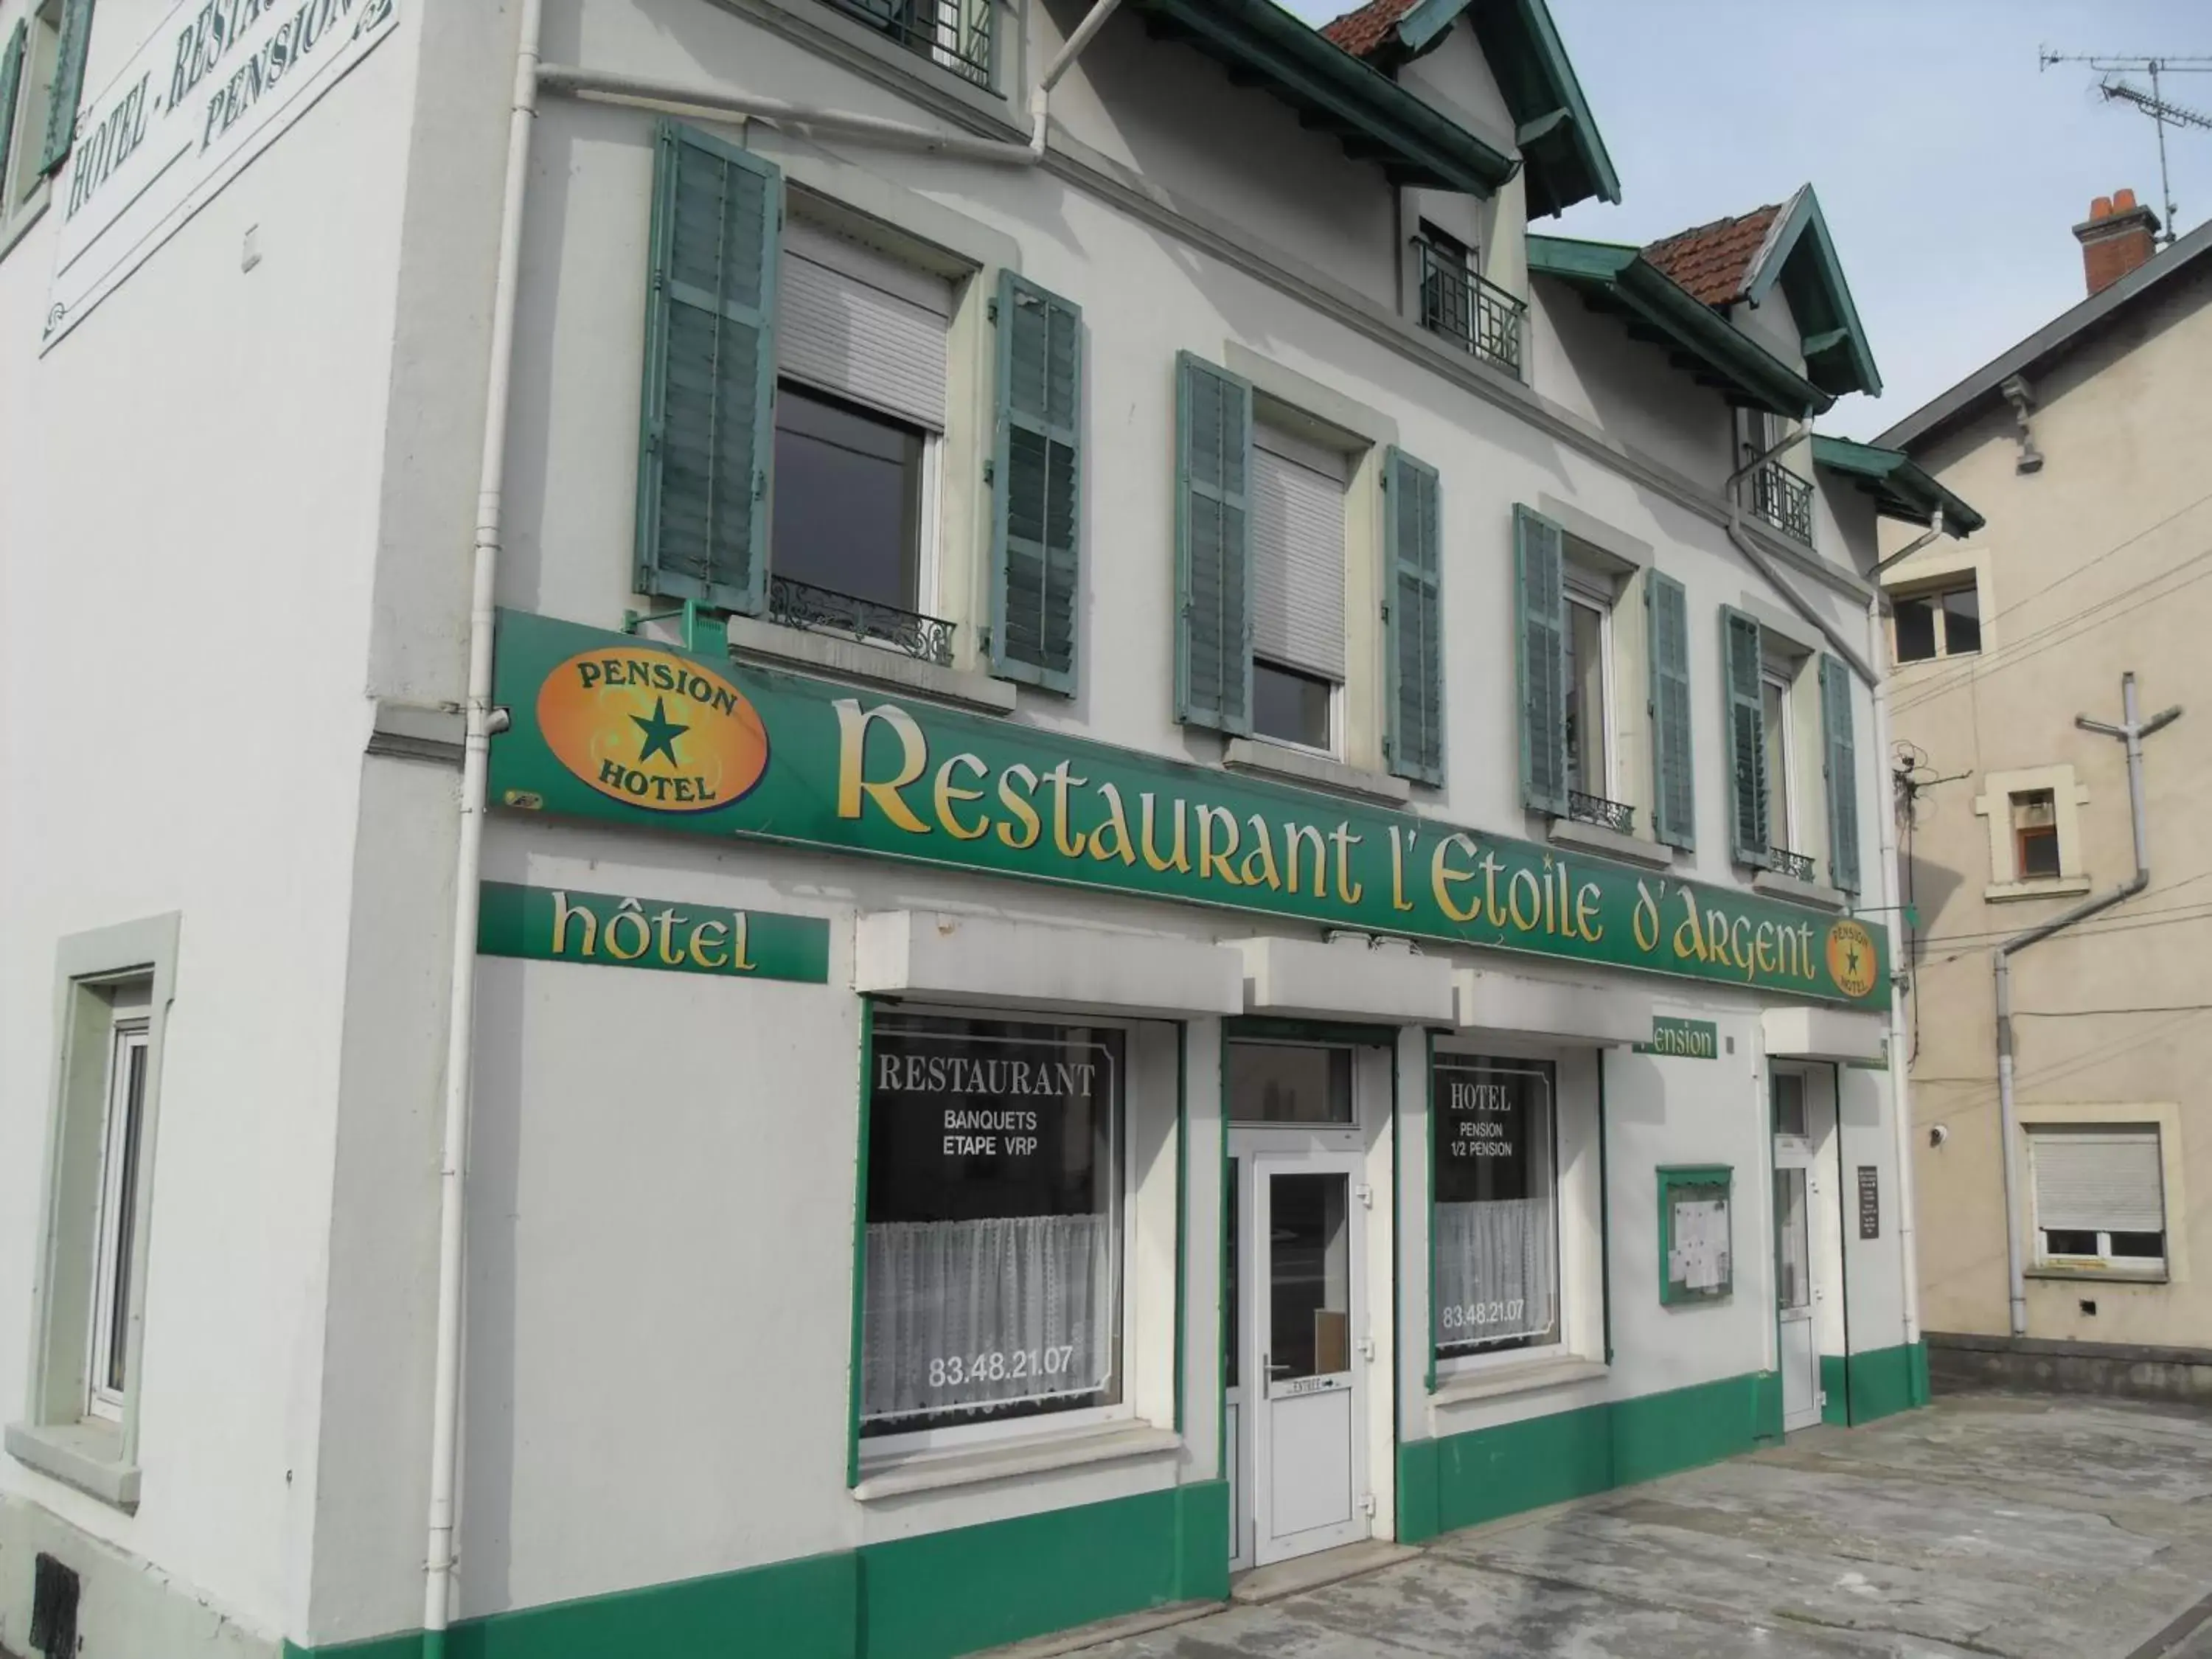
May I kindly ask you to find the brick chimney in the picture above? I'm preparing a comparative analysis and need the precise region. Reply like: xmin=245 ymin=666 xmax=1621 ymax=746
xmin=2073 ymin=189 xmax=2161 ymax=296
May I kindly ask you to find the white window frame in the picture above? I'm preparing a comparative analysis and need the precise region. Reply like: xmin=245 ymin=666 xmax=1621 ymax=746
xmin=86 ymin=1020 xmax=150 ymax=1425
xmin=0 ymin=0 xmax=62 ymax=262
xmin=2028 ymin=1124 xmax=2168 ymax=1273
xmin=1562 ymin=568 xmax=1616 ymax=804
xmin=855 ymin=1012 xmax=1144 ymax=1462
xmin=1761 ymin=663 xmax=1798 ymax=854
xmin=1250 ymin=661 xmax=1342 ymax=762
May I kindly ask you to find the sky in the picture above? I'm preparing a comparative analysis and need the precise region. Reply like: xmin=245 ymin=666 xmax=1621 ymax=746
xmin=1274 ymin=0 xmax=2212 ymax=438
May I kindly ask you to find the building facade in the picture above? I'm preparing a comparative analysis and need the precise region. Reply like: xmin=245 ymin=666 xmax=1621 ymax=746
xmin=0 ymin=0 xmax=1959 ymax=1654
xmin=1876 ymin=196 xmax=2212 ymax=1388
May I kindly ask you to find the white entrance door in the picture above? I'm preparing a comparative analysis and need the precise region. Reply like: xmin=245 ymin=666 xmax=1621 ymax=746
xmin=1773 ymin=1069 xmax=1822 ymax=1431
xmin=1248 ymin=1150 xmax=1368 ymax=1565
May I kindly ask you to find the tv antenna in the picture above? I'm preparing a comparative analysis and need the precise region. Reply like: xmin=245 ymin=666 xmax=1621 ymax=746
xmin=2041 ymin=49 xmax=2212 ymax=244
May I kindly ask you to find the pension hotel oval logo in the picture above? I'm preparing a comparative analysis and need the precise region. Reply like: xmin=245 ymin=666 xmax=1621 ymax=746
xmin=1824 ymin=919 xmax=1880 ymax=1001
xmin=534 ymin=647 xmax=768 ymax=813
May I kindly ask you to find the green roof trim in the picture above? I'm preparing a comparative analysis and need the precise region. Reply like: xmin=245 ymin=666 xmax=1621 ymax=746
xmin=1742 ymin=187 xmax=1882 ymax=399
xmin=1810 ymin=436 xmax=1983 ymax=536
xmin=1528 ymin=234 xmax=1833 ymax=419
xmin=1347 ymin=0 xmax=1618 ymax=218
xmin=1130 ymin=0 xmax=1517 ymax=196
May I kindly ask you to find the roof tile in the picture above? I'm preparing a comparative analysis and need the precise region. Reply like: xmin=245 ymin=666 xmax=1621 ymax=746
xmin=1642 ymin=205 xmax=1781 ymax=307
xmin=1320 ymin=0 xmax=1416 ymax=60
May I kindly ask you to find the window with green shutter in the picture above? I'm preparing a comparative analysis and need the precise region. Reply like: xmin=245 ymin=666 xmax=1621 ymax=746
xmin=38 ymin=0 xmax=90 ymax=178
xmin=1646 ymin=569 xmax=1694 ymax=849
xmin=635 ymin=121 xmax=782 ymax=616
xmin=1820 ymin=655 xmax=1861 ymax=892
xmin=1721 ymin=605 xmax=1770 ymax=867
xmin=1514 ymin=504 xmax=1568 ymax=815
xmin=992 ymin=272 xmax=1082 ymax=692
xmin=1175 ymin=352 xmax=1253 ymax=734
xmin=0 ymin=22 xmax=25 ymax=192
xmin=1385 ymin=448 xmax=1444 ymax=785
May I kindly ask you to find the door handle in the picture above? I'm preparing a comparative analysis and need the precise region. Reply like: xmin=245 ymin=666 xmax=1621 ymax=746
xmin=1265 ymin=1356 xmax=1293 ymax=1376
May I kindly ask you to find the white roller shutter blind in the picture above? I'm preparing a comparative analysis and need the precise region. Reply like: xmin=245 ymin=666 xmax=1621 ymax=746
xmin=2031 ymin=1128 xmax=2165 ymax=1232
xmin=779 ymin=219 xmax=952 ymax=431
xmin=1251 ymin=424 xmax=1348 ymax=681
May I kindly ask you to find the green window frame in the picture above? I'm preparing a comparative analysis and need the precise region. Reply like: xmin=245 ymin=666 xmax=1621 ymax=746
xmin=0 ymin=21 xmax=26 ymax=192
xmin=1513 ymin=504 xmax=1568 ymax=815
xmin=1720 ymin=605 xmax=1770 ymax=868
xmin=1645 ymin=568 xmax=1694 ymax=849
xmin=1385 ymin=447 xmax=1444 ymax=786
xmin=1174 ymin=351 xmax=1254 ymax=735
xmin=1820 ymin=655 xmax=1860 ymax=894
xmin=634 ymin=119 xmax=782 ymax=616
xmin=990 ymin=271 xmax=1082 ymax=692
xmin=38 ymin=0 xmax=90 ymax=178
xmin=1657 ymin=1164 xmax=1733 ymax=1306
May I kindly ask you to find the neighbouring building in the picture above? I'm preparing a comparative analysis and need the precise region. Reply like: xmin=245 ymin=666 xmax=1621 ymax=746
xmin=0 ymin=0 xmax=1975 ymax=1653
xmin=1875 ymin=193 xmax=2212 ymax=1396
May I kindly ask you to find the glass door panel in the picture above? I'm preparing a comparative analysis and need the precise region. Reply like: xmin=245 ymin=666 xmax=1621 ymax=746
xmin=1267 ymin=1172 xmax=1350 ymax=1391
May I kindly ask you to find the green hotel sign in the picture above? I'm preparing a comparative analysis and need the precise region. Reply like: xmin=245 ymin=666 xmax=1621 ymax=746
xmin=485 ymin=610 xmax=1886 ymax=1008
xmin=477 ymin=881 xmax=830 ymax=983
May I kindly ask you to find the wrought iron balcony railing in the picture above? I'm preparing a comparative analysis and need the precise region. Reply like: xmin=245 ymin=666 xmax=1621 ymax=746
xmin=1768 ymin=846 xmax=1817 ymax=883
xmin=1415 ymin=239 xmax=1526 ymax=380
xmin=1748 ymin=458 xmax=1815 ymax=543
xmin=768 ymin=575 xmax=956 ymax=667
xmin=820 ymin=0 xmax=993 ymax=88
xmin=1568 ymin=790 xmax=1636 ymax=835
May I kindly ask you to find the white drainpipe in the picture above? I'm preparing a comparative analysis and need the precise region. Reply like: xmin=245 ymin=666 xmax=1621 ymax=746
xmin=418 ymin=3 xmax=1127 ymax=1650
xmin=1865 ymin=515 xmax=1944 ymax=1364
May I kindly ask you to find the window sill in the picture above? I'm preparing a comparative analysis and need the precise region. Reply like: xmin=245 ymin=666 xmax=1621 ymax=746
xmin=853 ymin=1421 xmax=1180 ymax=1501
xmin=1986 ymin=876 xmax=2094 ymax=903
xmin=1427 ymin=1354 xmax=1607 ymax=1407
xmin=0 ymin=187 xmax=49 ymax=268
xmin=2028 ymin=1265 xmax=2168 ymax=1285
xmin=5 ymin=1419 xmax=141 ymax=1511
xmin=1222 ymin=740 xmax=1411 ymax=805
xmin=726 ymin=616 xmax=1015 ymax=714
xmin=1545 ymin=816 xmax=1674 ymax=869
xmin=1750 ymin=869 xmax=1849 ymax=911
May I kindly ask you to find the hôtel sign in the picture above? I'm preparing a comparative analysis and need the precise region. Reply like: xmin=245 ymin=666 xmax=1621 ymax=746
xmin=487 ymin=611 xmax=1887 ymax=1008
xmin=44 ymin=0 xmax=399 ymax=350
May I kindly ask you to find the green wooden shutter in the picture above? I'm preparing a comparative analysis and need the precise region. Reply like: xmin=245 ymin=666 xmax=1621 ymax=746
xmin=634 ymin=120 xmax=781 ymax=616
xmin=1385 ymin=448 xmax=1444 ymax=785
xmin=991 ymin=272 xmax=1082 ymax=692
xmin=1722 ymin=605 xmax=1770 ymax=867
xmin=0 ymin=23 xmax=25 ymax=191
xmin=1821 ymin=655 xmax=1862 ymax=893
xmin=1646 ymin=568 xmax=1694 ymax=849
xmin=1514 ymin=504 xmax=1568 ymax=814
xmin=38 ymin=0 xmax=91 ymax=177
xmin=1175 ymin=352 xmax=1253 ymax=734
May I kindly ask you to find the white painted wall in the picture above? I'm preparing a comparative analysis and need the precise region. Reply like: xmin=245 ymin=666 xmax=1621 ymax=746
xmin=0 ymin=0 xmax=425 ymax=1649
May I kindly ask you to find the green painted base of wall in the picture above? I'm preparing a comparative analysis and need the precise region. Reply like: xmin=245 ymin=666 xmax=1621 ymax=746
xmin=1396 ymin=1371 xmax=1785 ymax=1545
xmin=1820 ymin=1354 xmax=1850 ymax=1426
xmin=287 ymin=1481 xmax=1230 ymax=1659
xmin=1844 ymin=1340 xmax=1928 ymax=1424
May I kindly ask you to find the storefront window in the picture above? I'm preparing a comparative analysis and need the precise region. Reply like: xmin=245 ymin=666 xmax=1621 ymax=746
xmin=860 ymin=1014 xmax=1123 ymax=1436
xmin=1432 ymin=1057 xmax=1559 ymax=1358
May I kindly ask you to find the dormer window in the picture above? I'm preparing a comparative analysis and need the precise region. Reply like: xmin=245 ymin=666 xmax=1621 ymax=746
xmin=1414 ymin=220 xmax=1526 ymax=380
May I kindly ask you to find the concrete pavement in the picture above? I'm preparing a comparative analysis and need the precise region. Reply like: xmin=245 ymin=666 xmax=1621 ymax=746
xmin=1054 ymin=1392 xmax=2212 ymax=1658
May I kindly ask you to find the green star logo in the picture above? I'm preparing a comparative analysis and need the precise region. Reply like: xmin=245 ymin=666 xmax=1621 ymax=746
xmin=630 ymin=696 xmax=690 ymax=766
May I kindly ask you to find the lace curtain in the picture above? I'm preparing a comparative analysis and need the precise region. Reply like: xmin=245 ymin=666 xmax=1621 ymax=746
xmin=1434 ymin=1196 xmax=1554 ymax=1347
xmin=863 ymin=1213 xmax=1117 ymax=1425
